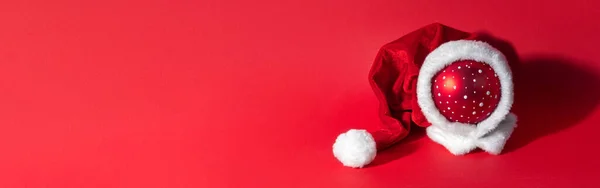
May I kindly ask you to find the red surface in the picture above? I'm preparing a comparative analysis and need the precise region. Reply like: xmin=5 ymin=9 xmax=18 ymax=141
xmin=432 ymin=60 xmax=501 ymax=124
xmin=1 ymin=0 xmax=600 ymax=187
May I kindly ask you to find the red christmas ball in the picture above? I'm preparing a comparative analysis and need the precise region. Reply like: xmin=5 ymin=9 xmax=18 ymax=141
xmin=431 ymin=60 xmax=501 ymax=124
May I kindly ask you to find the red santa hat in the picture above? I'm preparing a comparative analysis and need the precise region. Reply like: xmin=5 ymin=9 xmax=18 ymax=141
xmin=332 ymin=23 xmax=518 ymax=168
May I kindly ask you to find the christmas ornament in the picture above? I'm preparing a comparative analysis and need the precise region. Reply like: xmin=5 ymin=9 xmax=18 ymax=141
xmin=332 ymin=23 xmax=518 ymax=168
xmin=431 ymin=60 xmax=501 ymax=124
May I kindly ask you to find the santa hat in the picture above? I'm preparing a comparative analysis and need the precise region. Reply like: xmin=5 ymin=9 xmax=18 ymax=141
xmin=332 ymin=23 xmax=518 ymax=168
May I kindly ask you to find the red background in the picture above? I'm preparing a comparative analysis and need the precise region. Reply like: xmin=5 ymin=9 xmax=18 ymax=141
xmin=1 ymin=0 xmax=600 ymax=187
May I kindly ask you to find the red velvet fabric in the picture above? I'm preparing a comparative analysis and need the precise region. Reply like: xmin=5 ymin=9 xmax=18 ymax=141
xmin=367 ymin=23 xmax=519 ymax=150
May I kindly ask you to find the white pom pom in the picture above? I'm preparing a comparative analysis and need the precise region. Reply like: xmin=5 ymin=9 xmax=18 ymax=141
xmin=332 ymin=129 xmax=377 ymax=168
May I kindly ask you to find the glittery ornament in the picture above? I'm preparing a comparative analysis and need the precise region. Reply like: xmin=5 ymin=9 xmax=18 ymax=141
xmin=431 ymin=60 xmax=501 ymax=124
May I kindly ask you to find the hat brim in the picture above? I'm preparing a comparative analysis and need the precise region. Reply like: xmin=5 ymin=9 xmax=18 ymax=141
xmin=416 ymin=40 xmax=514 ymax=139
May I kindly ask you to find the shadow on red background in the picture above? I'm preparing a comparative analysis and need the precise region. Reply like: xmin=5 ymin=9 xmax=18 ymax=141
xmin=506 ymin=56 xmax=600 ymax=152
xmin=473 ymin=32 xmax=600 ymax=151
xmin=369 ymin=126 xmax=425 ymax=167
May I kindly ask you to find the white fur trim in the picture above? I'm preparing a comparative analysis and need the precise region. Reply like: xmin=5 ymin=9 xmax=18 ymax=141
xmin=417 ymin=40 xmax=514 ymax=139
xmin=426 ymin=113 xmax=517 ymax=155
xmin=332 ymin=129 xmax=377 ymax=168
